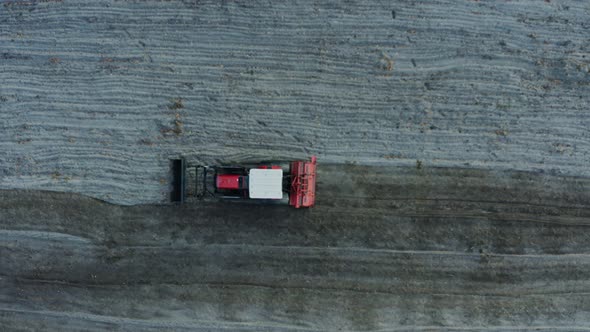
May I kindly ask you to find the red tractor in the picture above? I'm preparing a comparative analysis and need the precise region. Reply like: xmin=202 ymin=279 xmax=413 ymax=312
xmin=171 ymin=156 xmax=316 ymax=208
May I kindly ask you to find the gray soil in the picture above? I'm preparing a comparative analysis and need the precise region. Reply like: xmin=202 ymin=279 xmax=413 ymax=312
xmin=1 ymin=0 xmax=590 ymax=331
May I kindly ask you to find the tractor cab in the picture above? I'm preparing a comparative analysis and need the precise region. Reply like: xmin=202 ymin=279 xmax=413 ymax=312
xmin=215 ymin=167 xmax=284 ymax=199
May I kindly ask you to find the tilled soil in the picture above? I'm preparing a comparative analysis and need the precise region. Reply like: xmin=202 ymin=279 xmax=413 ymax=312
xmin=2 ymin=0 xmax=590 ymax=330
xmin=2 ymin=165 xmax=590 ymax=331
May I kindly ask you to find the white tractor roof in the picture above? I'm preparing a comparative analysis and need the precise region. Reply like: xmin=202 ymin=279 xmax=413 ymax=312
xmin=249 ymin=169 xmax=283 ymax=199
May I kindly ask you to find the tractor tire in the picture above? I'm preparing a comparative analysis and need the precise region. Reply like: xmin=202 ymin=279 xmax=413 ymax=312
xmin=244 ymin=161 xmax=291 ymax=173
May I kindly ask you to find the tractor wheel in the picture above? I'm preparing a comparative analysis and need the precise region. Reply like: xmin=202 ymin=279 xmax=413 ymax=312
xmin=275 ymin=194 xmax=290 ymax=205
xmin=246 ymin=161 xmax=291 ymax=173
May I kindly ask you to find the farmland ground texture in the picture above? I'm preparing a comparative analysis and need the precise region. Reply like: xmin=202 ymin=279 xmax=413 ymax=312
xmin=1 ymin=0 xmax=590 ymax=331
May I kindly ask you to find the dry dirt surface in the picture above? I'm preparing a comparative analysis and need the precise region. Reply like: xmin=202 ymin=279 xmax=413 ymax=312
xmin=3 ymin=166 xmax=590 ymax=331
xmin=1 ymin=0 xmax=590 ymax=331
